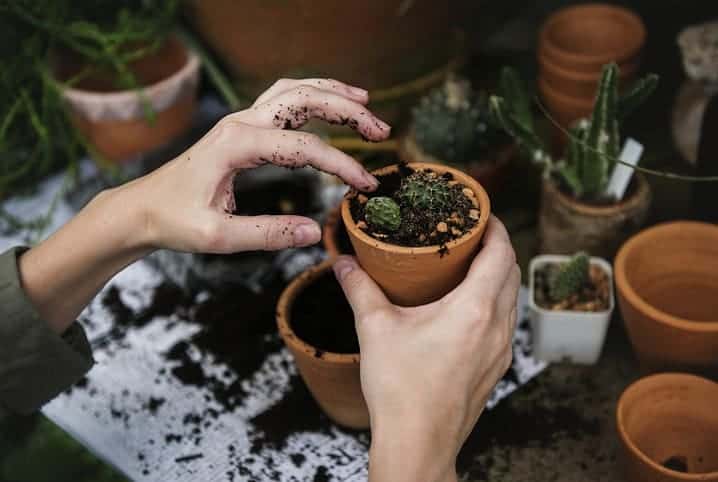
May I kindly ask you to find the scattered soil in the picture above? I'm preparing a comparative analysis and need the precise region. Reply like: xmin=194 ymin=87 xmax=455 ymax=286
xmin=349 ymin=164 xmax=478 ymax=247
xmin=534 ymin=263 xmax=611 ymax=312
xmin=290 ymin=272 xmax=359 ymax=354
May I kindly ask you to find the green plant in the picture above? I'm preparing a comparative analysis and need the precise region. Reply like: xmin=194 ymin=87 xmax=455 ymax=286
xmin=365 ymin=196 xmax=402 ymax=232
xmin=397 ymin=171 xmax=454 ymax=212
xmin=549 ymin=252 xmax=590 ymax=302
xmin=489 ymin=64 xmax=658 ymax=201
xmin=412 ymin=76 xmax=506 ymax=161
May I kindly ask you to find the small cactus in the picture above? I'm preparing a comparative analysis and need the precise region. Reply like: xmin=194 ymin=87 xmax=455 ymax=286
xmin=397 ymin=171 xmax=453 ymax=213
xmin=548 ymin=252 xmax=590 ymax=302
xmin=412 ymin=76 xmax=504 ymax=161
xmin=365 ymin=196 xmax=402 ymax=232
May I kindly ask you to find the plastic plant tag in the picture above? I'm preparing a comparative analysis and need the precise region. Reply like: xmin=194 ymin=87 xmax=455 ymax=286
xmin=605 ymin=138 xmax=643 ymax=201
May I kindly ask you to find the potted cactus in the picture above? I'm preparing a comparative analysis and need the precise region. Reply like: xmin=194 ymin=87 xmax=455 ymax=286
xmin=400 ymin=76 xmax=514 ymax=195
xmin=529 ymin=252 xmax=614 ymax=364
xmin=490 ymin=64 xmax=658 ymax=258
xmin=341 ymin=162 xmax=490 ymax=306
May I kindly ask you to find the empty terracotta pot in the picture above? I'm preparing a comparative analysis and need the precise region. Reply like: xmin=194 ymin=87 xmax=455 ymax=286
xmin=617 ymin=373 xmax=718 ymax=481
xmin=341 ymin=162 xmax=491 ymax=306
xmin=57 ymin=36 xmax=200 ymax=163
xmin=538 ymin=175 xmax=652 ymax=259
xmin=614 ymin=221 xmax=718 ymax=375
xmin=276 ymin=260 xmax=368 ymax=429
xmin=538 ymin=3 xmax=645 ymax=76
xmin=538 ymin=76 xmax=594 ymax=134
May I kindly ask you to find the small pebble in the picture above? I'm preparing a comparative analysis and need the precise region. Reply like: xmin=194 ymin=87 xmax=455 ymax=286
xmin=357 ymin=194 xmax=368 ymax=204
xmin=436 ymin=222 xmax=448 ymax=233
xmin=462 ymin=187 xmax=474 ymax=198
xmin=419 ymin=234 xmax=427 ymax=242
xmin=357 ymin=221 xmax=368 ymax=230
xmin=469 ymin=209 xmax=479 ymax=220
xmin=451 ymin=227 xmax=463 ymax=236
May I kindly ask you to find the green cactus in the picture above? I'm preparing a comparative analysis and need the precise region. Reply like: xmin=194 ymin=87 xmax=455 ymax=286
xmin=412 ymin=76 xmax=504 ymax=161
xmin=489 ymin=64 xmax=659 ymax=201
xmin=396 ymin=171 xmax=453 ymax=213
xmin=548 ymin=252 xmax=590 ymax=302
xmin=365 ymin=196 xmax=402 ymax=232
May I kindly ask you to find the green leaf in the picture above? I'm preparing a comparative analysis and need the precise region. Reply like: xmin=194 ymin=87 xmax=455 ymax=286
xmin=618 ymin=73 xmax=659 ymax=121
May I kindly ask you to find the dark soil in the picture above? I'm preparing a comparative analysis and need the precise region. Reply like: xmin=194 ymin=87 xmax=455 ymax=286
xmin=349 ymin=164 xmax=478 ymax=248
xmin=534 ymin=263 xmax=611 ymax=312
xmin=663 ymin=455 xmax=689 ymax=473
xmin=290 ymin=272 xmax=359 ymax=354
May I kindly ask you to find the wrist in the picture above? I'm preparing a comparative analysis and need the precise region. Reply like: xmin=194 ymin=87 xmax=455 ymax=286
xmin=92 ymin=182 xmax=155 ymax=255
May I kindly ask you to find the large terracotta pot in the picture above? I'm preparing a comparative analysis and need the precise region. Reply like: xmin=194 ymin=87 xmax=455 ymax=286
xmin=614 ymin=221 xmax=718 ymax=375
xmin=537 ymin=77 xmax=594 ymax=134
xmin=538 ymin=175 xmax=652 ymax=259
xmin=341 ymin=162 xmax=491 ymax=306
xmin=276 ymin=260 xmax=368 ymax=429
xmin=57 ymin=36 xmax=200 ymax=163
xmin=617 ymin=373 xmax=718 ymax=481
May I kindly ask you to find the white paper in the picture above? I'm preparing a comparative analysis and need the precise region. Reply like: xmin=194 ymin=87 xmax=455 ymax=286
xmin=605 ymin=138 xmax=644 ymax=200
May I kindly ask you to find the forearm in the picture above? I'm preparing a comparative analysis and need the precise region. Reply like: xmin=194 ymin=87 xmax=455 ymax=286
xmin=18 ymin=183 xmax=151 ymax=334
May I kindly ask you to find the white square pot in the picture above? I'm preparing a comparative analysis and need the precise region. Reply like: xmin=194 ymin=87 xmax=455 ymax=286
xmin=528 ymin=255 xmax=615 ymax=365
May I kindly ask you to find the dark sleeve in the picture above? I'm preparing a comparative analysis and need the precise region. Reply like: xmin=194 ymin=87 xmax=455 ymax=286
xmin=0 ymin=247 xmax=94 ymax=417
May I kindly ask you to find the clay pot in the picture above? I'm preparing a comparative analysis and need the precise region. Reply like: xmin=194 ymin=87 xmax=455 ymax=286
xmin=322 ymin=206 xmax=355 ymax=258
xmin=538 ymin=76 xmax=594 ymax=133
xmin=56 ymin=36 xmax=200 ymax=163
xmin=276 ymin=260 xmax=368 ymax=429
xmin=538 ymin=4 xmax=645 ymax=76
xmin=341 ymin=162 xmax=491 ymax=306
xmin=538 ymin=175 xmax=651 ymax=259
xmin=614 ymin=221 xmax=718 ymax=375
xmin=616 ymin=373 xmax=718 ymax=481
xmin=399 ymin=129 xmax=515 ymax=197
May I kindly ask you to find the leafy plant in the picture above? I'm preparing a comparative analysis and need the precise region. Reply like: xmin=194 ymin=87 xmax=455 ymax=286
xmin=548 ymin=252 xmax=590 ymax=302
xmin=489 ymin=64 xmax=659 ymax=201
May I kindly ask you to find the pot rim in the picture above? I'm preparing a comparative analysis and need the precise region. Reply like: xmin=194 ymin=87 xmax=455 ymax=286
xmin=542 ymin=175 xmax=651 ymax=217
xmin=341 ymin=162 xmax=491 ymax=255
xmin=539 ymin=76 xmax=595 ymax=109
xmin=614 ymin=221 xmax=718 ymax=331
xmin=616 ymin=372 xmax=718 ymax=480
xmin=276 ymin=259 xmax=360 ymax=365
xmin=539 ymin=3 xmax=646 ymax=67
xmin=529 ymin=254 xmax=615 ymax=316
xmin=538 ymin=50 xmax=639 ymax=83
xmin=322 ymin=206 xmax=343 ymax=258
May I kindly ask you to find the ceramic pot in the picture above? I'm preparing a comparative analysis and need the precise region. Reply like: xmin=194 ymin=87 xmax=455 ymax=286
xmin=341 ymin=162 xmax=491 ymax=306
xmin=538 ymin=4 xmax=645 ymax=76
xmin=614 ymin=221 xmax=718 ymax=375
xmin=276 ymin=260 xmax=368 ymax=429
xmin=538 ymin=175 xmax=651 ymax=259
xmin=399 ymin=129 xmax=515 ymax=198
xmin=322 ymin=206 xmax=354 ymax=258
xmin=617 ymin=373 xmax=718 ymax=481
xmin=57 ymin=36 xmax=200 ymax=163
xmin=528 ymin=255 xmax=614 ymax=364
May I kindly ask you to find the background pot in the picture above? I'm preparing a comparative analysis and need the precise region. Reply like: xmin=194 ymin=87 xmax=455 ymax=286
xmin=528 ymin=255 xmax=614 ymax=365
xmin=538 ymin=175 xmax=652 ymax=259
xmin=614 ymin=221 xmax=718 ymax=376
xmin=57 ymin=36 xmax=200 ymax=163
xmin=341 ymin=162 xmax=491 ymax=306
xmin=276 ymin=260 xmax=368 ymax=429
xmin=617 ymin=373 xmax=718 ymax=481
xmin=322 ymin=206 xmax=355 ymax=258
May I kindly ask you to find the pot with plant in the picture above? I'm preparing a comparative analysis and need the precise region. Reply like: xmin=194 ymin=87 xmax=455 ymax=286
xmin=341 ymin=162 xmax=490 ymax=306
xmin=490 ymin=64 xmax=658 ymax=258
xmin=529 ymin=251 xmax=614 ymax=364
xmin=399 ymin=76 xmax=514 ymax=196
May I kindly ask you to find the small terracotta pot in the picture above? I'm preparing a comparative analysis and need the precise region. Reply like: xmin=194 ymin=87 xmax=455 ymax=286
xmin=616 ymin=373 xmax=718 ymax=481
xmin=614 ymin=221 xmax=718 ymax=375
xmin=276 ymin=260 xmax=368 ymax=429
xmin=57 ymin=36 xmax=200 ymax=163
xmin=399 ymin=128 xmax=515 ymax=198
xmin=322 ymin=206 xmax=355 ymax=258
xmin=538 ymin=175 xmax=652 ymax=259
xmin=538 ymin=76 xmax=594 ymax=132
xmin=341 ymin=162 xmax=491 ymax=306
xmin=538 ymin=4 xmax=645 ymax=76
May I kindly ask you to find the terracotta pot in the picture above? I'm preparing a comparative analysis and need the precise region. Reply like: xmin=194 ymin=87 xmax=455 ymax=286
xmin=538 ymin=4 xmax=645 ymax=76
xmin=616 ymin=373 xmax=718 ymax=481
xmin=276 ymin=260 xmax=368 ymax=429
xmin=322 ymin=206 xmax=355 ymax=258
xmin=57 ymin=36 xmax=200 ymax=163
xmin=538 ymin=175 xmax=652 ymax=259
xmin=538 ymin=76 xmax=594 ymax=132
xmin=341 ymin=162 xmax=491 ymax=306
xmin=614 ymin=221 xmax=718 ymax=375
xmin=399 ymin=128 xmax=515 ymax=198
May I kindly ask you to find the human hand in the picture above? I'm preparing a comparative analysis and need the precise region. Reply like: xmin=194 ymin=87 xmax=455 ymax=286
xmin=333 ymin=216 xmax=520 ymax=482
xmin=118 ymin=78 xmax=391 ymax=254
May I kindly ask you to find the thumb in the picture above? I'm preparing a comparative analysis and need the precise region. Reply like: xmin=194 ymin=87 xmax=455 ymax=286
xmin=333 ymin=256 xmax=391 ymax=322
xmin=221 ymin=215 xmax=321 ymax=252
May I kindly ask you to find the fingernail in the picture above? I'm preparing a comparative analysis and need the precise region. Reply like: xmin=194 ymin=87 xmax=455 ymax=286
xmin=350 ymin=86 xmax=368 ymax=97
xmin=376 ymin=119 xmax=391 ymax=131
xmin=333 ymin=257 xmax=356 ymax=281
xmin=293 ymin=223 xmax=321 ymax=246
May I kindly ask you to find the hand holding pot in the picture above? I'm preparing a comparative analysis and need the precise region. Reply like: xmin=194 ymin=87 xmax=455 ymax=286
xmin=334 ymin=216 xmax=520 ymax=482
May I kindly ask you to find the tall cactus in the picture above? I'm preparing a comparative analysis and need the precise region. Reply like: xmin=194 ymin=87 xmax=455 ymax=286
xmin=548 ymin=252 xmax=590 ymax=302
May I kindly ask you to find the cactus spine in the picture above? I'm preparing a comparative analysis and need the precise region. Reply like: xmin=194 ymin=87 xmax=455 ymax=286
xmin=549 ymin=252 xmax=590 ymax=302
xmin=397 ymin=171 xmax=453 ymax=213
xmin=365 ymin=196 xmax=402 ymax=232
